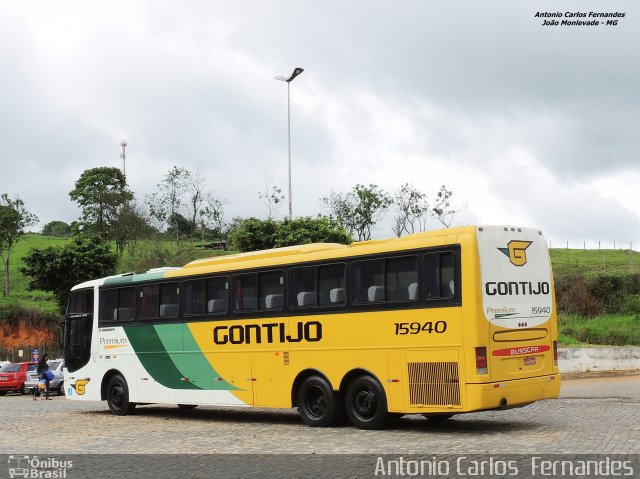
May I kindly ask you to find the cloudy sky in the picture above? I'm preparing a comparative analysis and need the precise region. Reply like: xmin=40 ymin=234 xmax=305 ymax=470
xmin=1 ymin=0 xmax=638 ymax=248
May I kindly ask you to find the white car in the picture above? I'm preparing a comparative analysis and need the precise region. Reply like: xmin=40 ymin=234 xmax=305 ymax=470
xmin=24 ymin=359 xmax=65 ymax=396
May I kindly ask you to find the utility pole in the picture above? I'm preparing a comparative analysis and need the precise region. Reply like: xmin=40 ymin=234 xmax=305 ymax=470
xmin=120 ymin=139 xmax=128 ymax=176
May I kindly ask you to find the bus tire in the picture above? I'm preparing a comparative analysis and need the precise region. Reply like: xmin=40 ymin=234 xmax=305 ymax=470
xmin=106 ymin=374 xmax=136 ymax=416
xmin=345 ymin=375 xmax=388 ymax=430
xmin=297 ymin=375 xmax=342 ymax=427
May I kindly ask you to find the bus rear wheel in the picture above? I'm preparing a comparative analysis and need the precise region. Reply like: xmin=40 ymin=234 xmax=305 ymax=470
xmin=297 ymin=375 xmax=343 ymax=427
xmin=345 ymin=375 xmax=388 ymax=430
xmin=107 ymin=374 xmax=136 ymax=416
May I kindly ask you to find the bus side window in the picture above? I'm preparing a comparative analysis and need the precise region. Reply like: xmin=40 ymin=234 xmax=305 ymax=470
xmin=139 ymin=285 xmax=159 ymax=319
xmin=118 ymin=287 xmax=136 ymax=320
xmin=207 ymin=277 xmax=228 ymax=315
xmin=260 ymin=271 xmax=283 ymax=311
xmin=319 ymin=264 xmax=345 ymax=306
xmin=234 ymin=275 xmax=258 ymax=312
xmin=184 ymin=280 xmax=206 ymax=316
xmin=290 ymin=268 xmax=317 ymax=308
xmin=425 ymin=252 xmax=455 ymax=300
xmin=440 ymin=252 xmax=455 ymax=297
xmin=159 ymin=283 xmax=180 ymax=318
xmin=386 ymin=256 xmax=419 ymax=302
xmin=353 ymin=260 xmax=384 ymax=303
xmin=100 ymin=289 xmax=118 ymax=322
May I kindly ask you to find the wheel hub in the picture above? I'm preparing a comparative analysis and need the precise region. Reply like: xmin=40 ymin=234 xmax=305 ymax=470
xmin=354 ymin=388 xmax=377 ymax=418
xmin=305 ymin=386 xmax=328 ymax=418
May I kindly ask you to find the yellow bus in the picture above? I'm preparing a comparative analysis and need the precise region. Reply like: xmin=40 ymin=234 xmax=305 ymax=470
xmin=62 ymin=225 xmax=560 ymax=429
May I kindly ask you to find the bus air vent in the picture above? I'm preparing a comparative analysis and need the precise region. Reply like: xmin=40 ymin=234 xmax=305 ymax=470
xmin=407 ymin=362 xmax=461 ymax=406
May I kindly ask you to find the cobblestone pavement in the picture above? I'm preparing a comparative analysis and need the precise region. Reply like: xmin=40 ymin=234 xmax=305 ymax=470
xmin=1 ymin=374 xmax=638 ymax=455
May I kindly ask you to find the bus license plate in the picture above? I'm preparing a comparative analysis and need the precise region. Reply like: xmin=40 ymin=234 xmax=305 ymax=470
xmin=523 ymin=356 xmax=536 ymax=366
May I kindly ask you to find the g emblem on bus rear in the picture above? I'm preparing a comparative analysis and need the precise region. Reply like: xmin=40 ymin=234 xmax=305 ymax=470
xmin=498 ymin=241 xmax=532 ymax=266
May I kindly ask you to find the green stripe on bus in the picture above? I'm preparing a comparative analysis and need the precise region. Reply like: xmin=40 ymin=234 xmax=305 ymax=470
xmin=103 ymin=271 xmax=167 ymax=286
xmin=154 ymin=323 xmax=239 ymax=391
xmin=123 ymin=325 xmax=201 ymax=390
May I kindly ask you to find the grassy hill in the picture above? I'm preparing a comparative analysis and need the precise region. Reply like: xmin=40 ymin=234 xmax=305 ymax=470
xmin=1 ymin=234 xmax=71 ymax=312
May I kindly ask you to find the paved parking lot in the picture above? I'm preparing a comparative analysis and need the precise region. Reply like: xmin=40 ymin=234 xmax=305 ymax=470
xmin=1 ymin=374 xmax=639 ymax=455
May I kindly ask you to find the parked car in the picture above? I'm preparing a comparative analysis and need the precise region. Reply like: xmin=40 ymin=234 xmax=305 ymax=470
xmin=0 ymin=362 xmax=37 ymax=395
xmin=24 ymin=359 xmax=65 ymax=396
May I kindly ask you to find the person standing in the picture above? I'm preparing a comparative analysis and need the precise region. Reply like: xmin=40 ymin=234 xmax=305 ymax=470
xmin=34 ymin=354 xmax=52 ymax=400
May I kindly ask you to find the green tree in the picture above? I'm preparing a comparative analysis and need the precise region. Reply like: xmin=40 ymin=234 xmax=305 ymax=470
xmin=166 ymin=212 xmax=192 ymax=239
xmin=321 ymin=184 xmax=392 ymax=241
xmin=69 ymin=167 xmax=133 ymax=238
xmin=186 ymin=170 xmax=206 ymax=241
xmin=431 ymin=185 xmax=464 ymax=228
xmin=258 ymin=177 xmax=285 ymax=219
xmin=391 ymin=183 xmax=430 ymax=237
xmin=0 ymin=194 xmax=38 ymax=296
xmin=146 ymin=166 xmax=190 ymax=243
xmin=21 ymin=236 xmax=118 ymax=311
xmin=274 ymin=217 xmax=351 ymax=247
xmin=42 ymin=220 xmax=72 ymax=237
xmin=227 ymin=218 xmax=279 ymax=252
xmin=199 ymin=193 xmax=227 ymax=244
xmin=110 ymin=202 xmax=153 ymax=256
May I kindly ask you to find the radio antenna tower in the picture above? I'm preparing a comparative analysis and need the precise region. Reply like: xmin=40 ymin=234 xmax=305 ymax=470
xmin=120 ymin=139 xmax=128 ymax=176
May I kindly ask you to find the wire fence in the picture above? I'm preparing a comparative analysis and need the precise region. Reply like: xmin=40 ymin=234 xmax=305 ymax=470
xmin=549 ymin=241 xmax=639 ymax=275
xmin=549 ymin=240 xmax=635 ymax=251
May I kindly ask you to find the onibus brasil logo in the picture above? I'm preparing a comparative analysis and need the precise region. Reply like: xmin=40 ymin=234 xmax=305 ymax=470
xmin=8 ymin=455 xmax=73 ymax=478
xmin=498 ymin=240 xmax=533 ymax=266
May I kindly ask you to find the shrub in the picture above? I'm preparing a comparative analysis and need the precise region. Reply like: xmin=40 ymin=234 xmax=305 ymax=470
xmin=228 ymin=217 xmax=351 ymax=253
xmin=555 ymin=271 xmax=640 ymax=317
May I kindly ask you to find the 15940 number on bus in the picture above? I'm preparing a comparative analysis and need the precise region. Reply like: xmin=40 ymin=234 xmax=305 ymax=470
xmin=394 ymin=321 xmax=447 ymax=335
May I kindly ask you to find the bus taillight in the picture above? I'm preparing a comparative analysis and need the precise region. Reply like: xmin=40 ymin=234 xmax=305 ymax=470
xmin=475 ymin=347 xmax=488 ymax=375
xmin=553 ymin=341 xmax=558 ymax=366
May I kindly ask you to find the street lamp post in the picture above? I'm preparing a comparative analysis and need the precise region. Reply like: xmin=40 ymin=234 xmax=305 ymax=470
xmin=274 ymin=67 xmax=304 ymax=220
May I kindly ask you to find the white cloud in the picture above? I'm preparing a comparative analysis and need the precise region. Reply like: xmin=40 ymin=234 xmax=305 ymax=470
xmin=0 ymin=0 xmax=638 ymax=247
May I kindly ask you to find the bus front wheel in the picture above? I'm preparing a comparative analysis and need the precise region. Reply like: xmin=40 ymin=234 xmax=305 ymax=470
xmin=345 ymin=375 xmax=388 ymax=430
xmin=297 ymin=375 xmax=343 ymax=427
xmin=106 ymin=374 xmax=136 ymax=416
